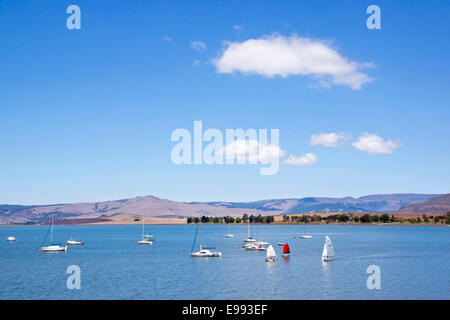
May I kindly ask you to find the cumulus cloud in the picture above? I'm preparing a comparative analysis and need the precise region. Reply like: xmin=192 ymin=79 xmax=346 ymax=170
xmin=283 ymin=153 xmax=318 ymax=166
xmin=162 ymin=36 xmax=172 ymax=42
xmin=190 ymin=41 xmax=207 ymax=51
xmin=219 ymin=139 xmax=286 ymax=164
xmin=213 ymin=34 xmax=373 ymax=89
xmin=310 ymin=132 xmax=350 ymax=147
xmin=352 ymin=133 xmax=401 ymax=155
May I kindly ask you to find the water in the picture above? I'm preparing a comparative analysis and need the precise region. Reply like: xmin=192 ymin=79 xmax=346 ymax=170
xmin=0 ymin=225 xmax=448 ymax=299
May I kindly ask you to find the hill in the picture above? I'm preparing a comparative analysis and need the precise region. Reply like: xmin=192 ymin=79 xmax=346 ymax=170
xmin=0 ymin=193 xmax=441 ymax=224
xmin=397 ymin=194 xmax=450 ymax=213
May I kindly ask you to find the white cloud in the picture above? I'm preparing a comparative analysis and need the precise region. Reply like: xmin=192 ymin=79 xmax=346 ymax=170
xmin=190 ymin=41 xmax=207 ymax=51
xmin=283 ymin=153 xmax=318 ymax=166
xmin=213 ymin=34 xmax=373 ymax=90
xmin=219 ymin=139 xmax=286 ymax=164
xmin=232 ymin=25 xmax=242 ymax=30
xmin=310 ymin=132 xmax=350 ymax=147
xmin=192 ymin=59 xmax=202 ymax=67
xmin=162 ymin=36 xmax=172 ymax=42
xmin=352 ymin=133 xmax=401 ymax=155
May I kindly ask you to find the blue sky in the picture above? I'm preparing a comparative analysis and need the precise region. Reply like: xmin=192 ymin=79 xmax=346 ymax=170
xmin=1 ymin=0 xmax=449 ymax=204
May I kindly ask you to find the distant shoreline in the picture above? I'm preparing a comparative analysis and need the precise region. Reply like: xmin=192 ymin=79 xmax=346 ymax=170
xmin=1 ymin=222 xmax=448 ymax=227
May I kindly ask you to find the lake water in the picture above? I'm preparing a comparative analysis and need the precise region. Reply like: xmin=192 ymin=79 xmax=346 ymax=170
xmin=0 ymin=224 xmax=448 ymax=300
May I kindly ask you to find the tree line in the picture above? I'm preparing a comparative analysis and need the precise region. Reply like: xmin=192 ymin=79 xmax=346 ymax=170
xmin=187 ymin=213 xmax=275 ymax=224
xmin=283 ymin=212 xmax=450 ymax=224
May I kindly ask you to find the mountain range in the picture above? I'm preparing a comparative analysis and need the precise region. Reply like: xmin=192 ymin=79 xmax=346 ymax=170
xmin=1 ymin=193 xmax=447 ymax=224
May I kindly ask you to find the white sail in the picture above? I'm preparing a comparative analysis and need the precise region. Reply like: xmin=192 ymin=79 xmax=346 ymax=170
xmin=322 ymin=236 xmax=334 ymax=261
xmin=266 ymin=245 xmax=276 ymax=258
xmin=322 ymin=243 xmax=327 ymax=257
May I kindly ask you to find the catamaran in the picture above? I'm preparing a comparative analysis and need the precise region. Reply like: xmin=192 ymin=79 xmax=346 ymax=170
xmin=136 ymin=217 xmax=153 ymax=245
xmin=321 ymin=235 xmax=335 ymax=261
xmin=265 ymin=245 xmax=277 ymax=262
xmin=281 ymin=243 xmax=290 ymax=258
xmin=190 ymin=224 xmax=222 ymax=257
xmin=39 ymin=218 xmax=67 ymax=252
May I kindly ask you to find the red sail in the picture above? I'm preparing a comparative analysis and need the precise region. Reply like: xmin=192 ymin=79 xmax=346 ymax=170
xmin=283 ymin=243 xmax=290 ymax=254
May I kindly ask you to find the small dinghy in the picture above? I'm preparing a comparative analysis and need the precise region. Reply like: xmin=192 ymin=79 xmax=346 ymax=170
xmin=277 ymin=242 xmax=285 ymax=246
xmin=321 ymin=236 xmax=335 ymax=261
xmin=281 ymin=243 xmax=290 ymax=258
xmin=265 ymin=245 xmax=277 ymax=262
xmin=6 ymin=236 xmax=17 ymax=243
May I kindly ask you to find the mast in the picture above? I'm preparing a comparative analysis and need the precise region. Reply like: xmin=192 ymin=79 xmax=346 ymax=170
xmin=50 ymin=218 xmax=54 ymax=243
xmin=199 ymin=222 xmax=202 ymax=250
xmin=142 ymin=216 xmax=144 ymax=240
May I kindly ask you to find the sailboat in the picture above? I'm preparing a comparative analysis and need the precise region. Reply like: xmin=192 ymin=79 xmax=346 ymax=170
xmin=190 ymin=224 xmax=222 ymax=257
xmin=321 ymin=235 xmax=335 ymax=261
xmin=67 ymin=226 xmax=84 ymax=245
xmin=265 ymin=245 xmax=277 ymax=262
xmin=225 ymin=223 xmax=234 ymax=238
xmin=281 ymin=243 xmax=290 ymax=258
xmin=39 ymin=218 xmax=67 ymax=252
xmin=136 ymin=217 xmax=153 ymax=245
xmin=300 ymin=225 xmax=312 ymax=239
xmin=242 ymin=221 xmax=257 ymax=245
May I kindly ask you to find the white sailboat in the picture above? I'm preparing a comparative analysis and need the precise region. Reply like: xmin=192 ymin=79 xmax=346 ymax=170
xmin=39 ymin=218 xmax=67 ymax=252
xmin=191 ymin=224 xmax=222 ymax=257
xmin=136 ymin=217 xmax=153 ymax=245
xmin=243 ymin=221 xmax=256 ymax=243
xmin=321 ymin=235 xmax=335 ymax=261
xmin=300 ymin=225 xmax=312 ymax=239
xmin=265 ymin=245 xmax=277 ymax=262
xmin=67 ymin=226 xmax=84 ymax=245
xmin=225 ymin=223 xmax=234 ymax=238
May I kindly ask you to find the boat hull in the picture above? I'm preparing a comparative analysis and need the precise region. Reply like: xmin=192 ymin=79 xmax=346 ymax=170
xmin=137 ymin=240 xmax=153 ymax=245
xmin=67 ymin=241 xmax=84 ymax=245
xmin=39 ymin=245 xmax=67 ymax=252
xmin=190 ymin=252 xmax=222 ymax=257
xmin=281 ymin=253 xmax=290 ymax=258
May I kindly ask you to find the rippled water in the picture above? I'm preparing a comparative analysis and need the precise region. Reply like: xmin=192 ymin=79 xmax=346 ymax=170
xmin=0 ymin=224 xmax=448 ymax=299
